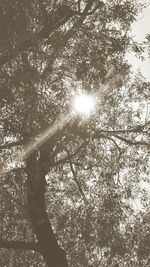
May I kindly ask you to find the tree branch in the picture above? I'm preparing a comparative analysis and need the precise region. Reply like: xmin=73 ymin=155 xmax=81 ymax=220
xmin=62 ymin=147 xmax=87 ymax=203
xmin=77 ymin=0 xmax=81 ymax=13
xmin=101 ymin=135 xmax=122 ymax=152
xmin=53 ymin=140 xmax=89 ymax=167
xmin=82 ymin=0 xmax=95 ymax=15
xmin=113 ymin=135 xmax=150 ymax=147
xmin=94 ymin=124 xmax=150 ymax=135
xmin=0 ymin=141 xmax=23 ymax=150
xmin=0 ymin=239 xmax=39 ymax=251
xmin=92 ymin=129 xmax=149 ymax=147
xmin=86 ymin=1 xmax=105 ymax=15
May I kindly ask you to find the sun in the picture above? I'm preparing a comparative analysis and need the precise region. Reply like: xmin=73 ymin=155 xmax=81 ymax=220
xmin=72 ymin=94 xmax=95 ymax=116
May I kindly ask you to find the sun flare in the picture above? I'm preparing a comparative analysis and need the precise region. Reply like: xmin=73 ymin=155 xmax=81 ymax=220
xmin=72 ymin=94 xmax=95 ymax=116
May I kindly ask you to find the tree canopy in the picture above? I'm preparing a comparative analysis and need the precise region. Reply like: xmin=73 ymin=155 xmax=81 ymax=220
xmin=0 ymin=0 xmax=150 ymax=266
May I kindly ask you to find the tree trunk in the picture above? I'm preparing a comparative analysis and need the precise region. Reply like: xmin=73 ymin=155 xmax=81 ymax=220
xmin=26 ymin=152 xmax=68 ymax=267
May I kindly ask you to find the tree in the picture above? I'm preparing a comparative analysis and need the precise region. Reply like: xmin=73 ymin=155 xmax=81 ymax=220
xmin=0 ymin=0 xmax=149 ymax=266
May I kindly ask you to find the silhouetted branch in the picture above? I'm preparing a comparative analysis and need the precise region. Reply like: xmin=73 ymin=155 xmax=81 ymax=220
xmin=113 ymin=135 xmax=150 ymax=147
xmin=0 ymin=240 xmax=39 ymax=251
xmin=94 ymin=122 xmax=150 ymax=135
xmin=77 ymin=0 xmax=82 ymax=13
xmin=53 ymin=140 xmax=89 ymax=167
xmin=102 ymin=136 xmax=122 ymax=152
xmin=86 ymin=1 xmax=105 ymax=15
xmin=0 ymin=141 xmax=23 ymax=150
xmin=63 ymin=147 xmax=87 ymax=203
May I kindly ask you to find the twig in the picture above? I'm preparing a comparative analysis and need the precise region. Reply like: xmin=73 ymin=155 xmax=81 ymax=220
xmin=63 ymin=147 xmax=87 ymax=203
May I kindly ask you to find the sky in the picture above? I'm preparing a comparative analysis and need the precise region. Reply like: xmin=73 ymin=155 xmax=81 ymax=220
xmin=127 ymin=1 xmax=150 ymax=201
xmin=127 ymin=0 xmax=150 ymax=80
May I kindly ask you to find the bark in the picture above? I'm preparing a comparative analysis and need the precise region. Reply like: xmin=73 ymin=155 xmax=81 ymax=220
xmin=26 ymin=152 xmax=68 ymax=267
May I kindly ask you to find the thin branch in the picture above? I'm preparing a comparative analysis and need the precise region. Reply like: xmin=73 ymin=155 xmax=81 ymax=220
xmin=86 ymin=1 xmax=105 ymax=15
xmin=0 ymin=240 xmax=39 ymax=251
xmin=53 ymin=140 xmax=89 ymax=167
xmin=76 ymin=0 xmax=104 ymax=16
xmin=114 ymin=134 xmax=150 ymax=147
xmin=100 ymin=135 xmax=122 ymax=152
xmin=82 ymin=0 xmax=95 ymax=15
xmin=70 ymin=159 xmax=87 ymax=203
xmin=94 ymin=124 xmax=150 ymax=135
xmin=63 ymin=147 xmax=87 ymax=203
xmin=93 ymin=130 xmax=149 ymax=147
xmin=0 ymin=141 xmax=23 ymax=150
xmin=77 ymin=0 xmax=82 ymax=13
xmin=72 ymin=0 xmax=97 ymax=16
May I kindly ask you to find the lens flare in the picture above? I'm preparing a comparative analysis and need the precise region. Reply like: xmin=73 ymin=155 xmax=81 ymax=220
xmin=72 ymin=94 xmax=95 ymax=116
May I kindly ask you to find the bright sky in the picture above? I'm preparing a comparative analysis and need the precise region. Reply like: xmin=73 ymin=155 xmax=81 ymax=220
xmin=127 ymin=1 xmax=150 ymax=198
xmin=127 ymin=0 xmax=150 ymax=80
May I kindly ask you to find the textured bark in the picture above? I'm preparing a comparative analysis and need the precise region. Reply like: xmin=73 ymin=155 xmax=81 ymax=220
xmin=26 ymin=152 xmax=68 ymax=267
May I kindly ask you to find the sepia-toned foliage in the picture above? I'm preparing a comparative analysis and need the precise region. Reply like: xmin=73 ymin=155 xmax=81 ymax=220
xmin=0 ymin=0 xmax=149 ymax=266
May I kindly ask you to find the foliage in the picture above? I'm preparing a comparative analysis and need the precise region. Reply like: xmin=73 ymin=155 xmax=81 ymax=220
xmin=0 ymin=0 xmax=149 ymax=266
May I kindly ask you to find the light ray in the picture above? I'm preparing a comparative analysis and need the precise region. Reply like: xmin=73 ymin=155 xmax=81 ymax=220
xmin=0 ymin=113 xmax=73 ymax=177
xmin=0 ymin=69 xmax=127 ymax=178
xmin=23 ymin=113 xmax=72 ymax=160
